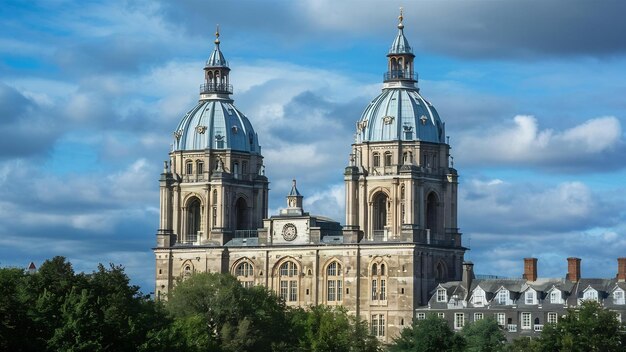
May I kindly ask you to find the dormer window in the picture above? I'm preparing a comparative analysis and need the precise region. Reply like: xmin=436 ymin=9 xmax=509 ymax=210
xmin=436 ymin=288 xmax=447 ymax=302
xmin=525 ymin=290 xmax=537 ymax=305
xmin=583 ymin=288 xmax=598 ymax=302
xmin=472 ymin=288 xmax=486 ymax=307
xmin=550 ymin=290 xmax=563 ymax=304
xmin=613 ymin=289 xmax=624 ymax=305
xmin=496 ymin=289 xmax=509 ymax=305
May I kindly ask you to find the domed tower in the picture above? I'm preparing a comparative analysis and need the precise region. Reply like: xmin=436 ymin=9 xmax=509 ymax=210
xmin=157 ymin=27 xmax=269 ymax=249
xmin=345 ymin=11 xmax=462 ymax=254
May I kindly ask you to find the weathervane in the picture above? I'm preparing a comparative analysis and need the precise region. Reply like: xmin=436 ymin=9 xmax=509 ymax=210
xmin=215 ymin=24 xmax=220 ymax=44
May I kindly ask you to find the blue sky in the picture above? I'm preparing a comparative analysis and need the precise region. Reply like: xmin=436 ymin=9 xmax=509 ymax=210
xmin=1 ymin=0 xmax=625 ymax=292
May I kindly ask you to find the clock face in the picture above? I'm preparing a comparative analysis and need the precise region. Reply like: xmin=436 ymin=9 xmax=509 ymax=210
xmin=282 ymin=223 xmax=297 ymax=241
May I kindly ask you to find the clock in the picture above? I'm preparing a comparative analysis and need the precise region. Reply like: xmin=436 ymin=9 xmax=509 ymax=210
xmin=282 ymin=223 xmax=297 ymax=241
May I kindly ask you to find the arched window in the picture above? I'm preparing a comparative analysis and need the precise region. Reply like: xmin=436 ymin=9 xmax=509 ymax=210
xmin=182 ymin=261 xmax=194 ymax=278
xmin=234 ymin=261 xmax=254 ymax=288
xmin=185 ymin=160 xmax=193 ymax=175
xmin=426 ymin=192 xmax=438 ymax=235
xmin=372 ymin=192 xmax=388 ymax=238
xmin=212 ymin=190 xmax=218 ymax=204
xmin=234 ymin=198 xmax=248 ymax=230
xmin=278 ymin=261 xmax=299 ymax=302
xmin=370 ymin=259 xmax=387 ymax=304
xmin=326 ymin=261 xmax=343 ymax=303
xmin=373 ymin=152 xmax=380 ymax=167
xmin=435 ymin=261 xmax=447 ymax=281
xmin=186 ymin=198 xmax=201 ymax=243
xmin=196 ymin=161 xmax=204 ymax=175
xmin=384 ymin=152 xmax=392 ymax=166
xmin=232 ymin=162 xmax=239 ymax=179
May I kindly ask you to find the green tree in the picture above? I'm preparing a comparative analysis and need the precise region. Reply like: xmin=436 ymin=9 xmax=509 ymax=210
xmin=0 ymin=267 xmax=32 ymax=351
xmin=292 ymin=305 xmax=379 ymax=352
xmin=388 ymin=314 xmax=465 ymax=352
xmin=462 ymin=318 xmax=506 ymax=352
xmin=505 ymin=337 xmax=540 ymax=352
xmin=166 ymin=272 xmax=291 ymax=352
xmin=537 ymin=301 xmax=625 ymax=352
xmin=1 ymin=257 xmax=175 ymax=352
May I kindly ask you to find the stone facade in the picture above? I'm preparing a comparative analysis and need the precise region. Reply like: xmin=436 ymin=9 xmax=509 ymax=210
xmin=154 ymin=15 xmax=466 ymax=343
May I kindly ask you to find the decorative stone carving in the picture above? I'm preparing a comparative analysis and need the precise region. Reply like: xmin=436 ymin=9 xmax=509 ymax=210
xmin=195 ymin=125 xmax=207 ymax=134
xmin=403 ymin=125 xmax=413 ymax=132
xmin=420 ymin=115 xmax=428 ymax=125
xmin=383 ymin=115 xmax=395 ymax=125
xmin=357 ymin=120 xmax=368 ymax=132
xmin=173 ymin=130 xmax=182 ymax=140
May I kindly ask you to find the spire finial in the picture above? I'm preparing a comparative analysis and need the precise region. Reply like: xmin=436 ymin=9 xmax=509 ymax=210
xmin=214 ymin=24 xmax=220 ymax=45
xmin=398 ymin=7 xmax=404 ymax=29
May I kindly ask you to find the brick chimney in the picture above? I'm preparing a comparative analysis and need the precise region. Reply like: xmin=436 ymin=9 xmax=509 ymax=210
xmin=462 ymin=261 xmax=475 ymax=301
xmin=523 ymin=258 xmax=538 ymax=281
xmin=617 ymin=257 xmax=626 ymax=282
xmin=566 ymin=257 xmax=581 ymax=282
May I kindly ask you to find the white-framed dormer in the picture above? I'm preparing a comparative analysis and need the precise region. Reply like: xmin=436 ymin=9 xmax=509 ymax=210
xmin=493 ymin=287 xmax=513 ymax=305
xmin=436 ymin=285 xmax=448 ymax=303
xmin=470 ymin=286 xmax=487 ymax=307
xmin=547 ymin=286 xmax=564 ymax=305
xmin=523 ymin=287 xmax=538 ymax=305
xmin=581 ymin=286 xmax=599 ymax=303
xmin=612 ymin=287 xmax=625 ymax=305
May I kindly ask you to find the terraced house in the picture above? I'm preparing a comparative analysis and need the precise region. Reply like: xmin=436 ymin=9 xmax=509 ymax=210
xmin=417 ymin=258 xmax=626 ymax=338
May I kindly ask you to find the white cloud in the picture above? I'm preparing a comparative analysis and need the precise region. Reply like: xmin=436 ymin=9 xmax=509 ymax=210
xmin=456 ymin=115 xmax=623 ymax=169
xmin=460 ymin=178 xmax=621 ymax=234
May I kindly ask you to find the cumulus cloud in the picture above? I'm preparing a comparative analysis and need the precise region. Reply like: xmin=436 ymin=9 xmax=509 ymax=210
xmin=456 ymin=115 xmax=625 ymax=171
xmin=460 ymin=178 xmax=624 ymax=235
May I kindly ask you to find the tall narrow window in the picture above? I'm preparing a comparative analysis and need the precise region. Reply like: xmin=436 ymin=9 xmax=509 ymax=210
xmin=614 ymin=290 xmax=625 ymax=304
xmin=495 ymin=313 xmax=506 ymax=326
xmin=454 ymin=313 xmax=465 ymax=330
xmin=437 ymin=288 xmax=447 ymax=302
xmin=372 ymin=192 xmax=388 ymax=239
xmin=326 ymin=261 xmax=343 ymax=303
xmin=278 ymin=261 xmax=298 ymax=302
xmin=497 ymin=290 xmax=509 ymax=305
xmin=186 ymin=198 xmax=201 ymax=243
xmin=197 ymin=161 xmax=204 ymax=175
xmin=521 ymin=312 xmax=531 ymax=329
xmin=373 ymin=152 xmax=380 ymax=167
xmin=232 ymin=162 xmax=239 ymax=179
xmin=371 ymin=260 xmax=388 ymax=305
xmin=384 ymin=152 xmax=392 ymax=166
xmin=185 ymin=161 xmax=193 ymax=175
xmin=371 ymin=314 xmax=385 ymax=337
xmin=426 ymin=192 xmax=438 ymax=234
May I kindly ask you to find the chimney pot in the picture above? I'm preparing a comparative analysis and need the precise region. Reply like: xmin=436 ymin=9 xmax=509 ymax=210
xmin=566 ymin=257 xmax=581 ymax=282
xmin=523 ymin=258 xmax=538 ymax=281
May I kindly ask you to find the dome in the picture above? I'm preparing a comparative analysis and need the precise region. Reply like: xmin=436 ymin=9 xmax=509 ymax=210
xmin=356 ymin=88 xmax=445 ymax=144
xmin=173 ymin=99 xmax=260 ymax=153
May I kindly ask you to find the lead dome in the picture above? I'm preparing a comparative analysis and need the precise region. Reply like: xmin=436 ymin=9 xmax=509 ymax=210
xmin=356 ymin=12 xmax=445 ymax=144
xmin=172 ymin=28 xmax=260 ymax=153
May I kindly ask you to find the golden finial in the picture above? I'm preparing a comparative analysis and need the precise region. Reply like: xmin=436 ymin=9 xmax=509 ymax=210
xmin=398 ymin=7 xmax=404 ymax=29
xmin=214 ymin=24 xmax=220 ymax=44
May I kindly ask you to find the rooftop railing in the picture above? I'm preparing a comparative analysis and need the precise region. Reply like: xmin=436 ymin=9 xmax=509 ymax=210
xmin=200 ymin=83 xmax=233 ymax=94
xmin=234 ymin=230 xmax=258 ymax=238
xmin=384 ymin=70 xmax=418 ymax=82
